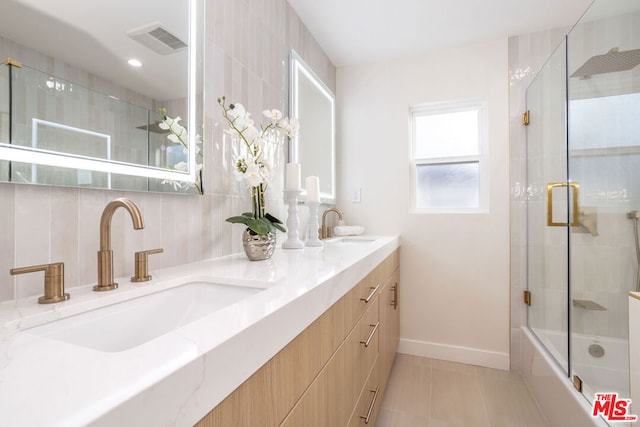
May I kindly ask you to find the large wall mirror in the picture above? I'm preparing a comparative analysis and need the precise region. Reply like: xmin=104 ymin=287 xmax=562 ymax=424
xmin=289 ymin=50 xmax=335 ymax=203
xmin=0 ymin=0 xmax=204 ymax=193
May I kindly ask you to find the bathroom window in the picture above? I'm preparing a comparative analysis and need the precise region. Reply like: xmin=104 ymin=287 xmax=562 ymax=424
xmin=410 ymin=99 xmax=488 ymax=213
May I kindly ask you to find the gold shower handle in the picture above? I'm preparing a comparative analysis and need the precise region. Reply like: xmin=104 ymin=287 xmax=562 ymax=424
xmin=547 ymin=182 xmax=580 ymax=227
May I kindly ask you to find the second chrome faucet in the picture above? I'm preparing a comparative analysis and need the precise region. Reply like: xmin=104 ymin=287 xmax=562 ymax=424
xmin=95 ymin=198 xmax=144 ymax=291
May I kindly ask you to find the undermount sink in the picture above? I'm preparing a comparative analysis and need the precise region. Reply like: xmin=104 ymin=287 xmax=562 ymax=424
xmin=24 ymin=281 xmax=263 ymax=352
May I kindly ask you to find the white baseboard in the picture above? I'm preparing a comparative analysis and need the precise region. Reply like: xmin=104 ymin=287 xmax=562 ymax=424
xmin=398 ymin=338 xmax=510 ymax=370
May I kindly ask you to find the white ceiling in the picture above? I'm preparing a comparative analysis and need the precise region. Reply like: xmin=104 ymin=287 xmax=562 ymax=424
xmin=287 ymin=0 xmax=595 ymax=67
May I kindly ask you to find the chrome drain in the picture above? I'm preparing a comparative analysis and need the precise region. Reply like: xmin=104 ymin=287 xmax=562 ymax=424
xmin=589 ymin=343 xmax=605 ymax=358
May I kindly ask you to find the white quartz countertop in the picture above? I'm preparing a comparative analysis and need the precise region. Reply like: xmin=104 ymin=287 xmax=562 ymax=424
xmin=0 ymin=235 xmax=399 ymax=426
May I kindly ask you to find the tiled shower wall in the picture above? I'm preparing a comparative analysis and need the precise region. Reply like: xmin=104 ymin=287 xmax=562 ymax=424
xmin=0 ymin=0 xmax=336 ymax=303
xmin=567 ymin=10 xmax=640 ymax=342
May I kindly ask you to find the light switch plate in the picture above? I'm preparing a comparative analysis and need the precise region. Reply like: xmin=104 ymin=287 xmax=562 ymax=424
xmin=351 ymin=188 xmax=361 ymax=203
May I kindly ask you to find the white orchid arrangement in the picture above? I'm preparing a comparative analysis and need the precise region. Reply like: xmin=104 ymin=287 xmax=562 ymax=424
xmin=218 ymin=96 xmax=299 ymax=235
xmin=158 ymin=107 xmax=203 ymax=194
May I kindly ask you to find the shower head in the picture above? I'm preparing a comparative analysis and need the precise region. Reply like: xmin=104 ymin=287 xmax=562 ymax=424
xmin=570 ymin=47 xmax=640 ymax=79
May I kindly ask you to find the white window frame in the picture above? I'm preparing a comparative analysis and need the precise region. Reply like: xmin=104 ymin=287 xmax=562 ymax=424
xmin=409 ymin=98 xmax=489 ymax=214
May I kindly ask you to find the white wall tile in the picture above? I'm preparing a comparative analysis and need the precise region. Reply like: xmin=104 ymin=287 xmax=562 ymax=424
xmin=14 ymin=185 xmax=50 ymax=299
xmin=49 ymin=187 xmax=79 ymax=288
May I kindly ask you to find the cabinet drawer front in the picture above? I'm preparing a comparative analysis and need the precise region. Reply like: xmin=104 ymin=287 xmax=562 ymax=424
xmin=348 ymin=362 xmax=381 ymax=427
xmin=345 ymin=250 xmax=399 ymax=334
xmin=269 ymin=297 xmax=345 ymax=423
xmin=345 ymin=298 xmax=379 ymax=408
xmin=345 ymin=271 xmax=379 ymax=334
xmin=279 ymin=344 xmax=349 ymax=427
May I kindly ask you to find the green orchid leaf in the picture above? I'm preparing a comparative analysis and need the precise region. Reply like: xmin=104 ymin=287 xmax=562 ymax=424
xmin=265 ymin=213 xmax=284 ymax=224
xmin=259 ymin=217 xmax=277 ymax=233
xmin=247 ymin=218 xmax=270 ymax=235
xmin=242 ymin=212 xmax=254 ymax=218
xmin=226 ymin=216 xmax=250 ymax=225
xmin=272 ymin=222 xmax=286 ymax=233
xmin=260 ymin=217 xmax=281 ymax=234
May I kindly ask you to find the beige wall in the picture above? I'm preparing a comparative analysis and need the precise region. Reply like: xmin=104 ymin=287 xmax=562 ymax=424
xmin=0 ymin=0 xmax=335 ymax=302
xmin=336 ymin=38 xmax=511 ymax=369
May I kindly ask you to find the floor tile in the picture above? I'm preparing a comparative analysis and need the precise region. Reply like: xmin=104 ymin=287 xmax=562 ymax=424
xmin=375 ymin=355 xmax=548 ymax=427
xmin=429 ymin=363 xmax=490 ymax=426
xmin=380 ymin=354 xmax=432 ymax=418
xmin=475 ymin=366 xmax=548 ymax=427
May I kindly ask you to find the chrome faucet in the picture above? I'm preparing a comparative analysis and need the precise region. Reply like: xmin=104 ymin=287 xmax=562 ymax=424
xmin=95 ymin=198 xmax=144 ymax=291
xmin=320 ymin=207 xmax=344 ymax=239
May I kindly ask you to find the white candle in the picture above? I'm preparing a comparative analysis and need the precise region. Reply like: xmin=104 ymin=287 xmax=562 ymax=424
xmin=305 ymin=176 xmax=320 ymax=203
xmin=285 ymin=162 xmax=301 ymax=190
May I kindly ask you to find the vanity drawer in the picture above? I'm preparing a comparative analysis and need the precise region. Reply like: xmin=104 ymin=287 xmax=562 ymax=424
xmin=268 ymin=296 xmax=345 ymax=422
xmin=345 ymin=297 xmax=379 ymax=408
xmin=197 ymin=297 xmax=345 ymax=427
xmin=345 ymin=270 xmax=379 ymax=336
xmin=278 ymin=343 xmax=349 ymax=427
xmin=344 ymin=250 xmax=398 ymax=336
xmin=347 ymin=361 xmax=381 ymax=427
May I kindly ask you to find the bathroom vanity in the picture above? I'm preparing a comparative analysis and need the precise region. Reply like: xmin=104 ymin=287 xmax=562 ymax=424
xmin=197 ymin=243 xmax=399 ymax=427
xmin=0 ymin=235 xmax=399 ymax=426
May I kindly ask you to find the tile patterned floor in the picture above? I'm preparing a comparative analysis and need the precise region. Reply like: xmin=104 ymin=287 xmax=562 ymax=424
xmin=375 ymin=354 xmax=548 ymax=427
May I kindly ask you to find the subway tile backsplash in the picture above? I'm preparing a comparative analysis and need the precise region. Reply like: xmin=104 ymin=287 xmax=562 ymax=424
xmin=0 ymin=0 xmax=335 ymax=302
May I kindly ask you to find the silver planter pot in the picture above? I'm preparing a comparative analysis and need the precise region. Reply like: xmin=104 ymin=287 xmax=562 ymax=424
xmin=242 ymin=229 xmax=276 ymax=261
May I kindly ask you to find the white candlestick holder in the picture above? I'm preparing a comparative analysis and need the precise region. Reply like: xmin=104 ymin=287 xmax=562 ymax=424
xmin=282 ymin=189 xmax=304 ymax=249
xmin=306 ymin=202 xmax=323 ymax=247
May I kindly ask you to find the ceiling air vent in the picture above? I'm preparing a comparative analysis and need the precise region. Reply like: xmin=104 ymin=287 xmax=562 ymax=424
xmin=127 ymin=23 xmax=187 ymax=55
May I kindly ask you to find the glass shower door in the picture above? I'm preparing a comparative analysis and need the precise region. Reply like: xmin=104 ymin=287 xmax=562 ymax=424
xmin=526 ymin=38 xmax=570 ymax=374
xmin=566 ymin=0 xmax=639 ymax=410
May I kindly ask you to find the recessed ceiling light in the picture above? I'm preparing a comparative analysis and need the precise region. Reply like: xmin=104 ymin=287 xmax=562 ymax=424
xmin=128 ymin=58 xmax=143 ymax=67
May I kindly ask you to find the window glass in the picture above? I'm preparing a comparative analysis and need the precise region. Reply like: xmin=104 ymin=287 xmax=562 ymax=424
xmin=416 ymin=162 xmax=479 ymax=209
xmin=410 ymin=99 xmax=487 ymax=212
xmin=415 ymin=110 xmax=479 ymax=158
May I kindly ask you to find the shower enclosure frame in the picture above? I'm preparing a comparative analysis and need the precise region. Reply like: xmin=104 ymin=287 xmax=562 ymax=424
xmin=524 ymin=0 xmax=640 ymax=422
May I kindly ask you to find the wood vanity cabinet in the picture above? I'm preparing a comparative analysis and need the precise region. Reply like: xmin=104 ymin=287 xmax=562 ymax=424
xmin=196 ymin=249 xmax=399 ymax=427
xmin=346 ymin=253 xmax=400 ymax=427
